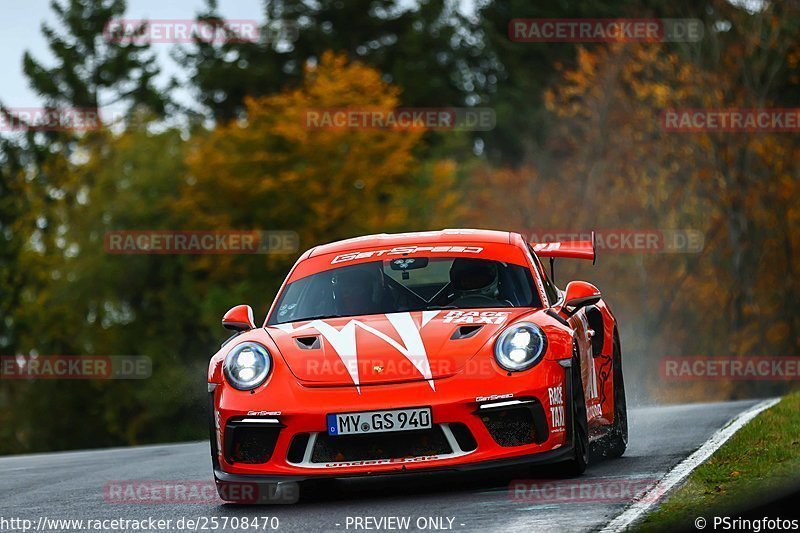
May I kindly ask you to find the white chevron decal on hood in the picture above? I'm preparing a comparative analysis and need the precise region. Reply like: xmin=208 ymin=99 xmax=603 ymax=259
xmin=274 ymin=311 xmax=439 ymax=393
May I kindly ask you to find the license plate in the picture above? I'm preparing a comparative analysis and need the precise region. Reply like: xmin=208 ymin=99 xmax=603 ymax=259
xmin=327 ymin=407 xmax=432 ymax=436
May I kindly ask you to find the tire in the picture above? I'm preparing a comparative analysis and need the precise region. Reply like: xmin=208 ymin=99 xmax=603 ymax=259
xmin=605 ymin=332 xmax=628 ymax=458
xmin=562 ymin=341 xmax=589 ymax=476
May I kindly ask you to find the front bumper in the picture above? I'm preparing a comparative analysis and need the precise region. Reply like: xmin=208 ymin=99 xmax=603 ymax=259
xmin=212 ymin=444 xmax=575 ymax=503
xmin=210 ymin=358 xmax=572 ymax=481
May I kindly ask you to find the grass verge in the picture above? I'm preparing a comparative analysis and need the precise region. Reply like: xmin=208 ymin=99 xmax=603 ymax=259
xmin=637 ymin=391 xmax=800 ymax=532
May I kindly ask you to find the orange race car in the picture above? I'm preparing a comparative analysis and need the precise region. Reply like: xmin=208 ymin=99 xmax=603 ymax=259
xmin=207 ymin=229 xmax=627 ymax=503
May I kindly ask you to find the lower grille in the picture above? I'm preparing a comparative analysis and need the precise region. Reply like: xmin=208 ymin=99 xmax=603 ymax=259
xmin=479 ymin=399 xmax=549 ymax=447
xmin=287 ymin=433 xmax=310 ymax=463
xmin=224 ymin=422 xmax=281 ymax=464
xmin=311 ymin=426 xmax=452 ymax=463
xmin=449 ymin=422 xmax=478 ymax=452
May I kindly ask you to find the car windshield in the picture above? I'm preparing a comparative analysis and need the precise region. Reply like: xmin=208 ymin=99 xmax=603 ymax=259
xmin=268 ymin=257 xmax=541 ymax=324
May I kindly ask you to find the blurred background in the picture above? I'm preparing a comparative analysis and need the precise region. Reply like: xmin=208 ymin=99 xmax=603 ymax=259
xmin=0 ymin=0 xmax=798 ymax=455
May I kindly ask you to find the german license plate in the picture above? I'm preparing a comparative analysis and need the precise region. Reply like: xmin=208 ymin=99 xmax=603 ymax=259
xmin=326 ymin=407 xmax=432 ymax=436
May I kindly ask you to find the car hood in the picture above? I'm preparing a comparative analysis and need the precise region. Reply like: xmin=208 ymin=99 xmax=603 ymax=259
xmin=266 ymin=308 xmax=534 ymax=388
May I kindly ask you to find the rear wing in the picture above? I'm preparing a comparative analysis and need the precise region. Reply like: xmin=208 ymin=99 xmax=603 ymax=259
xmin=530 ymin=231 xmax=596 ymax=265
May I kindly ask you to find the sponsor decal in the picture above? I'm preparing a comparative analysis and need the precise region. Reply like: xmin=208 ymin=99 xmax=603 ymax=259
xmin=323 ymin=455 xmax=441 ymax=468
xmin=577 ymin=312 xmax=600 ymax=405
xmin=214 ymin=410 xmax=222 ymax=461
xmin=331 ymin=246 xmax=483 ymax=264
xmin=532 ymin=242 xmax=563 ymax=253
xmin=576 ymin=311 xmax=604 ymax=422
xmin=529 ymin=255 xmax=549 ymax=303
xmin=527 ymin=229 xmax=704 ymax=254
xmin=442 ymin=310 xmax=510 ymax=325
xmin=596 ymin=353 xmax=613 ymax=407
xmin=587 ymin=403 xmax=604 ymax=419
xmin=476 ymin=393 xmax=514 ymax=402
xmin=575 ymin=311 xmax=608 ymax=420
xmin=392 ymin=258 xmax=417 ymax=269
xmin=548 ymin=385 xmax=565 ymax=433
xmin=275 ymin=312 xmax=440 ymax=392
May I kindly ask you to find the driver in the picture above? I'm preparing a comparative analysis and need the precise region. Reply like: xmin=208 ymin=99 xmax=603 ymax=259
xmin=332 ymin=263 xmax=386 ymax=316
xmin=448 ymin=258 xmax=501 ymax=303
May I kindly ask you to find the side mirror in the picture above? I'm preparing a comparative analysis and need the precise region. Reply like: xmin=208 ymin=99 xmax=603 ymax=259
xmin=222 ymin=304 xmax=256 ymax=332
xmin=561 ymin=281 xmax=601 ymax=316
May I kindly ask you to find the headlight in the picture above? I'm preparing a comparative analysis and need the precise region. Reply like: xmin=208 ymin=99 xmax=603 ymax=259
xmin=223 ymin=342 xmax=272 ymax=390
xmin=494 ymin=322 xmax=548 ymax=372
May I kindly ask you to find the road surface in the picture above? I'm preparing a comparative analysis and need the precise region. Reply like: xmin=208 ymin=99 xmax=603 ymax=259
xmin=0 ymin=400 xmax=761 ymax=532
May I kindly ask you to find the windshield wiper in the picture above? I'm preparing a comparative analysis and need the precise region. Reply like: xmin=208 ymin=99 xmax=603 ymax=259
xmin=425 ymin=305 xmax=458 ymax=310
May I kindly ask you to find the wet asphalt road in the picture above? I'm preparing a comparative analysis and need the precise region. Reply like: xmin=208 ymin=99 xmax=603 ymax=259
xmin=0 ymin=400 xmax=760 ymax=533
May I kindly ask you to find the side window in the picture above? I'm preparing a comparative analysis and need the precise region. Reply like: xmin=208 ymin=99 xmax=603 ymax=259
xmin=527 ymin=245 xmax=561 ymax=305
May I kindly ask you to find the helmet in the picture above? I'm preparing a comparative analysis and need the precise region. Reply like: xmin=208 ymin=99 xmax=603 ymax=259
xmin=449 ymin=259 xmax=500 ymax=300
xmin=332 ymin=263 xmax=385 ymax=315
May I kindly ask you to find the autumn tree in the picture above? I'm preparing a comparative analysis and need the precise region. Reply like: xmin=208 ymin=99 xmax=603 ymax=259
xmin=176 ymin=0 xmax=485 ymax=123
xmin=176 ymin=51 xmax=460 ymax=314
xmin=22 ymin=0 xmax=167 ymax=117
xmin=464 ymin=0 xmax=800 ymax=401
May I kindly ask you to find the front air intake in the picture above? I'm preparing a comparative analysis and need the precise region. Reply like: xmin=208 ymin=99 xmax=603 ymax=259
xmin=477 ymin=398 xmax=549 ymax=447
xmin=224 ymin=419 xmax=282 ymax=464
xmin=311 ymin=426 xmax=452 ymax=463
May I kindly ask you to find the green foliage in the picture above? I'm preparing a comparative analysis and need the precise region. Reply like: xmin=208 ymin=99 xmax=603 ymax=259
xmin=2 ymin=126 xmax=212 ymax=452
xmin=175 ymin=0 xmax=486 ymax=121
xmin=22 ymin=0 xmax=167 ymax=115
xmin=2 ymin=0 xmax=799 ymax=454
xmin=638 ymin=393 xmax=800 ymax=532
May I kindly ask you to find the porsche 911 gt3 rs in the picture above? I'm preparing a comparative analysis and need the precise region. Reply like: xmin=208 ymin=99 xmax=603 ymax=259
xmin=207 ymin=229 xmax=627 ymax=503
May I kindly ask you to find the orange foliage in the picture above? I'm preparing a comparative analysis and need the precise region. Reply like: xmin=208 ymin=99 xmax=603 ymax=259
xmin=466 ymin=34 xmax=800 ymax=401
xmin=177 ymin=51 xmax=459 ymax=282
